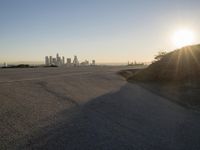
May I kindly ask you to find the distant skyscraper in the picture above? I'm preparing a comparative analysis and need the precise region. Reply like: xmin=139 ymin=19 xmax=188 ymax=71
xmin=56 ymin=53 xmax=59 ymax=61
xmin=52 ymin=58 xmax=57 ymax=65
xmin=92 ymin=60 xmax=95 ymax=66
xmin=67 ymin=58 xmax=71 ymax=64
xmin=45 ymin=56 xmax=50 ymax=66
xmin=3 ymin=62 xmax=7 ymax=67
xmin=73 ymin=55 xmax=79 ymax=66
xmin=62 ymin=56 xmax=65 ymax=64
xmin=49 ymin=56 xmax=53 ymax=65
xmin=66 ymin=58 xmax=72 ymax=66
xmin=55 ymin=53 xmax=62 ymax=66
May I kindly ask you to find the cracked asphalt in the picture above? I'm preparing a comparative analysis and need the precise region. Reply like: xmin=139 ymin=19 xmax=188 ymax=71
xmin=0 ymin=66 xmax=200 ymax=150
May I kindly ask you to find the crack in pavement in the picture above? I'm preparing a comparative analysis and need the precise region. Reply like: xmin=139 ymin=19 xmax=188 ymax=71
xmin=37 ymin=81 xmax=79 ymax=107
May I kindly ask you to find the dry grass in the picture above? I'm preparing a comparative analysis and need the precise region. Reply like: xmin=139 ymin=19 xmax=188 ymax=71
xmin=120 ymin=44 xmax=200 ymax=109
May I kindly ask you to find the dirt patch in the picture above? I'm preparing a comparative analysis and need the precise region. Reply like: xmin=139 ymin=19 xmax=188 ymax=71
xmin=119 ymin=69 xmax=200 ymax=111
xmin=131 ymin=81 xmax=200 ymax=110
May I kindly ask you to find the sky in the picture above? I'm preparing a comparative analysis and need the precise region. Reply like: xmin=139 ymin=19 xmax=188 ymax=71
xmin=1 ymin=0 xmax=200 ymax=64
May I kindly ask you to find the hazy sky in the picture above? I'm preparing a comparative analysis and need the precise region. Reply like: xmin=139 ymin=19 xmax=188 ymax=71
xmin=1 ymin=0 xmax=200 ymax=63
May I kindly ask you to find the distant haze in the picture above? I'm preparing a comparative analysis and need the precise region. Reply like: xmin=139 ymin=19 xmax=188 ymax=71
xmin=1 ymin=0 xmax=200 ymax=63
xmin=3 ymin=61 xmax=130 ymax=66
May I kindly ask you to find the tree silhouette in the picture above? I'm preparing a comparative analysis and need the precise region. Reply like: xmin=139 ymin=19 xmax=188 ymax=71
xmin=154 ymin=51 xmax=167 ymax=61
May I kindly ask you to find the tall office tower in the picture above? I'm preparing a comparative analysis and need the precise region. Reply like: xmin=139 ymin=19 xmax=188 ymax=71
xmin=73 ymin=55 xmax=79 ymax=66
xmin=62 ymin=56 xmax=65 ymax=64
xmin=3 ymin=62 xmax=7 ymax=67
xmin=58 ymin=57 xmax=62 ymax=65
xmin=56 ymin=53 xmax=59 ymax=65
xmin=56 ymin=53 xmax=59 ymax=61
xmin=52 ymin=58 xmax=57 ymax=65
xmin=45 ymin=56 xmax=50 ymax=66
xmin=55 ymin=53 xmax=61 ymax=65
xmin=92 ymin=60 xmax=96 ymax=66
xmin=67 ymin=58 xmax=71 ymax=64
xmin=49 ymin=56 xmax=53 ymax=65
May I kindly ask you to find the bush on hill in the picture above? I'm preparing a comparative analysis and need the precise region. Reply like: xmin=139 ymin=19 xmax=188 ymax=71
xmin=129 ymin=44 xmax=200 ymax=83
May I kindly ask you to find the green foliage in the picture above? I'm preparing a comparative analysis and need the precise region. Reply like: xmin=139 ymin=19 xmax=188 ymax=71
xmin=154 ymin=51 xmax=167 ymax=61
xmin=128 ymin=44 xmax=200 ymax=82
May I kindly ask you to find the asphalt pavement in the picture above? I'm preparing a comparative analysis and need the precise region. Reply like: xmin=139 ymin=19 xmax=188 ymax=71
xmin=0 ymin=66 xmax=200 ymax=150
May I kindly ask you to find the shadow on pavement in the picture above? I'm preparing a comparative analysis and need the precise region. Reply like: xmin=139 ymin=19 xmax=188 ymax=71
xmin=16 ymin=83 xmax=200 ymax=150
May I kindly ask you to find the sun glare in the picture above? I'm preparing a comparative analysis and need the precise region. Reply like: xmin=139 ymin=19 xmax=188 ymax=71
xmin=172 ymin=28 xmax=195 ymax=48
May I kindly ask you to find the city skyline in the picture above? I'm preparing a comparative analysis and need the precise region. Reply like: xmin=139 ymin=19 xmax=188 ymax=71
xmin=45 ymin=53 xmax=96 ymax=66
xmin=1 ymin=0 xmax=200 ymax=63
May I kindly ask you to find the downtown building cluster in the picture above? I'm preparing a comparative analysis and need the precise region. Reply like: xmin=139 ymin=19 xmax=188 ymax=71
xmin=45 ymin=53 xmax=95 ymax=67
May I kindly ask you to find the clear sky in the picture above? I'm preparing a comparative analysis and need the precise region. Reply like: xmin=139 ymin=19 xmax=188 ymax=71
xmin=1 ymin=0 xmax=200 ymax=64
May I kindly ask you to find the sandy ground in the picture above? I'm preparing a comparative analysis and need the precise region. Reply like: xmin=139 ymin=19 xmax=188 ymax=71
xmin=0 ymin=66 xmax=200 ymax=150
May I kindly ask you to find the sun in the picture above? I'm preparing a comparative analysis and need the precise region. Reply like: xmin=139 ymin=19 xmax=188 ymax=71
xmin=172 ymin=28 xmax=195 ymax=48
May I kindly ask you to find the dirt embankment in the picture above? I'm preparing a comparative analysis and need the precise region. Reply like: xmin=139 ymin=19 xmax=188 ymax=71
xmin=119 ymin=44 xmax=200 ymax=110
